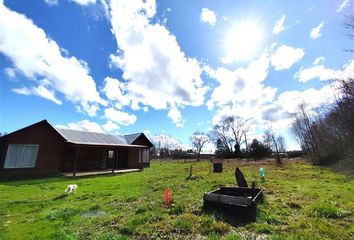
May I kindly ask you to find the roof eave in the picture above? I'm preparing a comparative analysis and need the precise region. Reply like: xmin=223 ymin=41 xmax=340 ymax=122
xmin=67 ymin=142 xmax=150 ymax=148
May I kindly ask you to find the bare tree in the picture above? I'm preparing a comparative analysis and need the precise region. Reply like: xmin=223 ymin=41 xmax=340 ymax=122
xmin=264 ymin=129 xmax=283 ymax=164
xmin=225 ymin=116 xmax=250 ymax=153
xmin=210 ymin=116 xmax=250 ymax=157
xmin=210 ymin=122 xmax=234 ymax=153
xmin=244 ymin=133 xmax=250 ymax=161
xmin=190 ymin=132 xmax=209 ymax=161
xmin=151 ymin=135 xmax=180 ymax=158
xmin=289 ymin=15 xmax=354 ymax=165
xmin=343 ymin=15 xmax=354 ymax=52
xmin=276 ymin=136 xmax=287 ymax=153
xmin=291 ymin=104 xmax=320 ymax=164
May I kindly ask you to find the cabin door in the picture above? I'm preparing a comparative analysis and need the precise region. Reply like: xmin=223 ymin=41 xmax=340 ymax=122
xmin=105 ymin=149 xmax=115 ymax=169
xmin=117 ymin=148 xmax=129 ymax=169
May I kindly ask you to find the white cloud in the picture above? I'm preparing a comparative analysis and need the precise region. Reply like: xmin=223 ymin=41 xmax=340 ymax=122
xmin=206 ymin=52 xmax=278 ymax=143
xmin=0 ymin=2 xmax=104 ymax=116
xmin=310 ymin=21 xmax=324 ymax=39
xmin=150 ymin=134 xmax=183 ymax=149
xmin=261 ymin=85 xmax=337 ymax=130
xmin=308 ymin=4 xmax=316 ymax=11
xmin=272 ymin=15 xmax=286 ymax=35
xmin=167 ymin=106 xmax=184 ymax=127
xmin=270 ymin=45 xmax=305 ymax=70
xmin=44 ymin=0 xmax=58 ymax=6
xmin=107 ymin=0 xmax=207 ymax=126
xmin=102 ymin=77 xmax=130 ymax=109
xmin=336 ymin=0 xmax=350 ymax=13
xmin=143 ymin=129 xmax=151 ymax=135
xmin=200 ymin=141 xmax=216 ymax=154
xmin=104 ymin=107 xmax=137 ymax=126
xmin=295 ymin=65 xmax=336 ymax=82
xmin=206 ymin=53 xmax=276 ymax=110
xmin=69 ymin=0 xmax=96 ymax=6
xmin=12 ymin=85 xmax=62 ymax=105
xmin=4 ymin=67 xmax=16 ymax=78
xmin=57 ymin=119 xmax=120 ymax=134
xmin=249 ymin=83 xmax=338 ymax=151
xmin=295 ymin=59 xmax=354 ymax=82
xmin=56 ymin=120 xmax=104 ymax=133
xmin=200 ymin=8 xmax=217 ymax=26
xmin=102 ymin=120 xmax=120 ymax=132
xmin=206 ymin=47 xmax=316 ymax=144
xmin=77 ymin=102 xmax=100 ymax=117
xmin=313 ymin=56 xmax=325 ymax=65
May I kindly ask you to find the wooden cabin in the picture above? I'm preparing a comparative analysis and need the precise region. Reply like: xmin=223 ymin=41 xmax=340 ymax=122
xmin=0 ymin=120 xmax=153 ymax=180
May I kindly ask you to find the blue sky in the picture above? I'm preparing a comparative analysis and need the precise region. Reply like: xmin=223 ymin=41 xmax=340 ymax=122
xmin=0 ymin=0 xmax=353 ymax=151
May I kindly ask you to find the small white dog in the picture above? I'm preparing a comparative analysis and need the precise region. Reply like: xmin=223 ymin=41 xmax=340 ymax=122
xmin=64 ymin=184 xmax=78 ymax=194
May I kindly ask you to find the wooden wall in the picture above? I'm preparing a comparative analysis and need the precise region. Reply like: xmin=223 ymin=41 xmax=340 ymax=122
xmin=0 ymin=121 xmax=64 ymax=180
xmin=127 ymin=148 xmax=140 ymax=168
xmin=0 ymin=121 xmax=151 ymax=179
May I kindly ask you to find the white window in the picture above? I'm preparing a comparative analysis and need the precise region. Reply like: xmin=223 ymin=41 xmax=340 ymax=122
xmin=139 ymin=149 xmax=149 ymax=163
xmin=4 ymin=144 xmax=39 ymax=168
xmin=108 ymin=150 xmax=114 ymax=159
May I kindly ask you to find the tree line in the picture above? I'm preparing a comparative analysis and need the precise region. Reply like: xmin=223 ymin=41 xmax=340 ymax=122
xmin=151 ymin=115 xmax=290 ymax=164
xmin=209 ymin=116 xmax=286 ymax=164
xmin=291 ymin=78 xmax=353 ymax=165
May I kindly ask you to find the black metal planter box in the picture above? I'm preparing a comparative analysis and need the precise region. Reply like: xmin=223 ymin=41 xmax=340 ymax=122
xmin=203 ymin=187 xmax=263 ymax=225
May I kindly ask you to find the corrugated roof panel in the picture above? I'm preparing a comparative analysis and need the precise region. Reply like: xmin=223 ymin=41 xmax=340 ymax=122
xmin=125 ymin=133 xmax=142 ymax=144
xmin=55 ymin=128 xmax=129 ymax=145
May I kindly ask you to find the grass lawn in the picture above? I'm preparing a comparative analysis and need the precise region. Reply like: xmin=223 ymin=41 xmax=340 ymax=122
xmin=0 ymin=159 xmax=353 ymax=240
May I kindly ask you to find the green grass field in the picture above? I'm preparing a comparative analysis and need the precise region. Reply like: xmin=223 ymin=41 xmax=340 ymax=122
xmin=0 ymin=159 xmax=353 ymax=240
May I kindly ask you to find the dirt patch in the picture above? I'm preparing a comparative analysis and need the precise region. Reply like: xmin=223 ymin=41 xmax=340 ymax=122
xmin=82 ymin=211 xmax=106 ymax=218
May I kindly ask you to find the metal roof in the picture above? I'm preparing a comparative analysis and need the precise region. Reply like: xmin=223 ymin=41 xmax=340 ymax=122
xmin=55 ymin=128 xmax=140 ymax=146
xmin=125 ymin=133 xmax=142 ymax=144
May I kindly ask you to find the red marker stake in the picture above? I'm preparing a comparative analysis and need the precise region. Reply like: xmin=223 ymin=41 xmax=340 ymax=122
xmin=165 ymin=188 xmax=172 ymax=207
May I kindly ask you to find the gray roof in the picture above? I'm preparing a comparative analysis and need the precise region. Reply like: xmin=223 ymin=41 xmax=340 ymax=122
xmin=125 ymin=133 xmax=142 ymax=144
xmin=55 ymin=128 xmax=143 ymax=146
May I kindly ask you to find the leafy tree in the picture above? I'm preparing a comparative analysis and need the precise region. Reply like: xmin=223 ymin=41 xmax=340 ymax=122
xmin=249 ymin=139 xmax=272 ymax=159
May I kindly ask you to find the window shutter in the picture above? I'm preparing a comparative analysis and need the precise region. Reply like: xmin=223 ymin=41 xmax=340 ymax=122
xmin=4 ymin=144 xmax=38 ymax=168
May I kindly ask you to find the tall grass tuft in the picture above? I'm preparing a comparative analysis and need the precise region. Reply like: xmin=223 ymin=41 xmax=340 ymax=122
xmin=311 ymin=203 xmax=346 ymax=219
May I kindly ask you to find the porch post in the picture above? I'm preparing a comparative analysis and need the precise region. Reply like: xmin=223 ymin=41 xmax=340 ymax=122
xmin=73 ymin=147 xmax=79 ymax=177
xmin=111 ymin=149 xmax=115 ymax=174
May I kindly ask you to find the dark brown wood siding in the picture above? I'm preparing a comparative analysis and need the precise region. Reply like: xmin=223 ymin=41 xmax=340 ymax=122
xmin=131 ymin=135 xmax=153 ymax=147
xmin=131 ymin=135 xmax=152 ymax=167
xmin=127 ymin=148 xmax=140 ymax=168
xmin=0 ymin=120 xmax=152 ymax=179
xmin=0 ymin=121 xmax=64 ymax=179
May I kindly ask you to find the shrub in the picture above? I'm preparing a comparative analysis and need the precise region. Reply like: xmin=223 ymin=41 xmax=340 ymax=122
xmin=287 ymin=150 xmax=304 ymax=158
xmin=170 ymin=204 xmax=184 ymax=215
xmin=312 ymin=203 xmax=346 ymax=219
xmin=46 ymin=208 xmax=80 ymax=221
xmin=135 ymin=205 xmax=148 ymax=214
